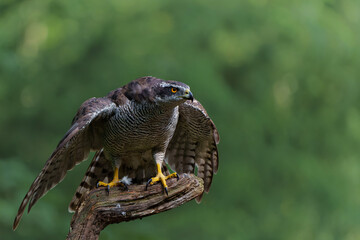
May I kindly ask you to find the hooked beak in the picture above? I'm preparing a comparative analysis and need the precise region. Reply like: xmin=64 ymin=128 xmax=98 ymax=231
xmin=183 ymin=89 xmax=194 ymax=102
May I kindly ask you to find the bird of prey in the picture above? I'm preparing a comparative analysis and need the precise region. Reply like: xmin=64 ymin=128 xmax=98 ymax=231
xmin=13 ymin=76 xmax=219 ymax=230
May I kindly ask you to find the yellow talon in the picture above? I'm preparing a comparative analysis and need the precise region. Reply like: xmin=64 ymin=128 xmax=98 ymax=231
xmin=146 ymin=163 xmax=179 ymax=195
xmin=97 ymin=167 xmax=126 ymax=189
xmin=97 ymin=181 xmax=123 ymax=188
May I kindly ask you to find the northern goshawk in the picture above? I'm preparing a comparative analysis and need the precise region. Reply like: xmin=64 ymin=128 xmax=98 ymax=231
xmin=13 ymin=76 xmax=219 ymax=230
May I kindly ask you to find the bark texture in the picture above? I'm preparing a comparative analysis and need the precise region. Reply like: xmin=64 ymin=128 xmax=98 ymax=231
xmin=66 ymin=174 xmax=204 ymax=240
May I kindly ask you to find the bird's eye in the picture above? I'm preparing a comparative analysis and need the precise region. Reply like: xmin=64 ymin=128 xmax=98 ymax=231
xmin=171 ymin=88 xmax=178 ymax=93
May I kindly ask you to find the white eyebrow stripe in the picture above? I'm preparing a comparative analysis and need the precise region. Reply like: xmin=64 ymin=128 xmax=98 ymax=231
xmin=159 ymin=82 xmax=173 ymax=88
xmin=159 ymin=82 xmax=185 ymax=89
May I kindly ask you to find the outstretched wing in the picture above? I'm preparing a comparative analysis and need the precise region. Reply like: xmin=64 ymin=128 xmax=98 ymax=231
xmin=165 ymin=99 xmax=219 ymax=202
xmin=13 ymin=97 xmax=117 ymax=230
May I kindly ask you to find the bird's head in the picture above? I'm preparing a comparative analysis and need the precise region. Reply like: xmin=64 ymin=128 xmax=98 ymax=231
xmin=153 ymin=80 xmax=193 ymax=104
xmin=123 ymin=77 xmax=193 ymax=105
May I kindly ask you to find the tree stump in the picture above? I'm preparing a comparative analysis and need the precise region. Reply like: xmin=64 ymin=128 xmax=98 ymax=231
xmin=66 ymin=174 xmax=204 ymax=240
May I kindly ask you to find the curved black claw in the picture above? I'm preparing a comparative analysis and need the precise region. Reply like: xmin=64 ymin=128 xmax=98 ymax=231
xmin=122 ymin=182 xmax=129 ymax=191
xmin=145 ymin=179 xmax=152 ymax=191
xmin=164 ymin=187 xmax=168 ymax=196
xmin=106 ymin=185 xmax=110 ymax=195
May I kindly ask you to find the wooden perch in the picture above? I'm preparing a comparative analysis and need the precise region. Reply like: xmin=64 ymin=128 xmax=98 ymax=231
xmin=66 ymin=174 xmax=204 ymax=240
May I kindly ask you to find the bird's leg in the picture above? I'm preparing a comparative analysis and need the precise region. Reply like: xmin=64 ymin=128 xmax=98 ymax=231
xmin=146 ymin=162 xmax=179 ymax=195
xmin=97 ymin=167 xmax=127 ymax=191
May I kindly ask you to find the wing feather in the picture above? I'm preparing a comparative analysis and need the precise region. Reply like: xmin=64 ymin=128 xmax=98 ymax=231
xmin=165 ymin=99 xmax=219 ymax=202
xmin=13 ymin=97 xmax=117 ymax=230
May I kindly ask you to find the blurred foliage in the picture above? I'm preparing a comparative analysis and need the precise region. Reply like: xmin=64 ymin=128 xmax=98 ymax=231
xmin=1 ymin=0 xmax=360 ymax=239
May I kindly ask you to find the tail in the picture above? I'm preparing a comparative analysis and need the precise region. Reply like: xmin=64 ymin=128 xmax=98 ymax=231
xmin=68 ymin=149 xmax=113 ymax=212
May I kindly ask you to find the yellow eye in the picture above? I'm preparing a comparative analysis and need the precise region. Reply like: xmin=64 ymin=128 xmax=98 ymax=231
xmin=171 ymin=88 xmax=178 ymax=93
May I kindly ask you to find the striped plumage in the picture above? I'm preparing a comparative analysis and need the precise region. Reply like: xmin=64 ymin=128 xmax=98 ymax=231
xmin=13 ymin=76 xmax=219 ymax=230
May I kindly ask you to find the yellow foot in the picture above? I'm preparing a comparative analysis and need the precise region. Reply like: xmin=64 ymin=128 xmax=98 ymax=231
xmin=146 ymin=163 xmax=179 ymax=195
xmin=96 ymin=167 xmax=127 ymax=193
xmin=97 ymin=180 xmax=126 ymax=189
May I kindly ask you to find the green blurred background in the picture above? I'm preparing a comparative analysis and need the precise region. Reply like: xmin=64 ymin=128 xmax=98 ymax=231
xmin=1 ymin=0 xmax=360 ymax=239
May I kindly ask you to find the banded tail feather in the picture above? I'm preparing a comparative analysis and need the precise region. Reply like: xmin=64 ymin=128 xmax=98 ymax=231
xmin=68 ymin=149 xmax=113 ymax=212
